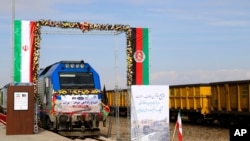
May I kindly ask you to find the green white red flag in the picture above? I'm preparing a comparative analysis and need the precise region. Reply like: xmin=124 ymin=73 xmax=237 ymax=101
xmin=176 ymin=110 xmax=183 ymax=141
xmin=131 ymin=28 xmax=149 ymax=85
xmin=13 ymin=20 xmax=36 ymax=83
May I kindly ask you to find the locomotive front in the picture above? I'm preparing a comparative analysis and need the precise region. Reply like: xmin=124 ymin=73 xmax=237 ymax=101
xmin=37 ymin=60 xmax=106 ymax=137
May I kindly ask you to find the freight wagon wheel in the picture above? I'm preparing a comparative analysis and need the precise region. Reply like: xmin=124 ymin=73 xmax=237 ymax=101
xmin=197 ymin=117 xmax=204 ymax=124
xmin=229 ymin=120 xmax=237 ymax=126
xmin=110 ymin=108 xmax=115 ymax=116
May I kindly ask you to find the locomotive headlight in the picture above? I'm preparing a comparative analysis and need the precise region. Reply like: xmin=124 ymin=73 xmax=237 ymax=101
xmin=80 ymin=64 xmax=84 ymax=68
xmin=75 ymin=64 xmax=80 ymax=68
xmin=65 ymin=64 xmax=69 ymax=68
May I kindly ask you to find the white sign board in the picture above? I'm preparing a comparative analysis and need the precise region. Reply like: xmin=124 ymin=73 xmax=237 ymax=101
xmin=14 ymin=92 xmax=28 ymax=110
xmin=131 ymin=85 xmax=169 ymax=141
xmin=54 ymin=94 xmax=101 ymax=113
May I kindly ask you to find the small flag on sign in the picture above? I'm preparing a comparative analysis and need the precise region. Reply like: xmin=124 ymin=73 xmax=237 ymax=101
xmin=176 ymin=110 xmax=183 ymax=141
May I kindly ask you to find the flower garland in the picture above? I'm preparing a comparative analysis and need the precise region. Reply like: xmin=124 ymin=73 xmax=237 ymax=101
xmin=55 ymin=89 xmax=101 ymax=95
xmin=33 ymin=20 xmax=134 ymax=105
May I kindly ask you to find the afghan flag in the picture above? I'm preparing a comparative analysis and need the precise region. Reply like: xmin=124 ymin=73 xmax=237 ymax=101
xmin=101 ymin=86 xmax=110 ymax=117
xmin=14 ymin=20 xmax=36 ymax=83
xmin=131 ymin=28 xmax=149 ymax=85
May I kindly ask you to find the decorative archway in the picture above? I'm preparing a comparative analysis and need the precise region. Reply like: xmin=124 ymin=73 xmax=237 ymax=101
xmin=13 ymin=19 xmax=149 ymax=104
xmin=32 ymin=20 xmax=134 ymax=86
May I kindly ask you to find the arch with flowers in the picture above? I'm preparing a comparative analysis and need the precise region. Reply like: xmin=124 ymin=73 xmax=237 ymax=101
xmin=32 ymin=20 xmax=135 ymax=103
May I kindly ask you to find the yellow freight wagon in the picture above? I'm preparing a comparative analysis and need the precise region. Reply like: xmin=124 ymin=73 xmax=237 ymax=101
xmin=106 ymin=89 xmax=130 ymax=116
xmin=106 ymin=90 xmax=115 ymax=107
xmin=169 ymin=84 xmax=211 ymax=122
xmin=209 ymin=80 xmax=250 ymax=125
xmin=105 ymin=79 xmax=250 ymax=125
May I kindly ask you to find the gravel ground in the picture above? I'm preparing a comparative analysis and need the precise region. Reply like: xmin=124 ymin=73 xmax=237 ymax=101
xmin=1 ymin=116 xmax=229 ymax=141
xmin=98 ymin=116 xmax=230 ymax=141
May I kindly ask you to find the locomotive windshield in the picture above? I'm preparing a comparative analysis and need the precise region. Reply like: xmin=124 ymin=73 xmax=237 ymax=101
xmin=59 ymin=72 xmax=95 ymax=89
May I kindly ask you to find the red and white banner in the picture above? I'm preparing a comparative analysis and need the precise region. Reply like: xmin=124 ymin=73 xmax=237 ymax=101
xmin=176 ymin=111 xmax=183 ymax=141
xmin=0 ymin=113 xmax=7 ymax=125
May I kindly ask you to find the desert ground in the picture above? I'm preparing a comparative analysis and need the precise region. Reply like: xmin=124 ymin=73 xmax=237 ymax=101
xmin=98 ymin=116 xmax=229 ymax=141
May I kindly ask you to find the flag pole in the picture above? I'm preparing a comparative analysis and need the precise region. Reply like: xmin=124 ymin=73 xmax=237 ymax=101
xmin=171 ymin=122 xmax=177 ymax=141
xmin=11 ymin=0 xmax=15 ymax=82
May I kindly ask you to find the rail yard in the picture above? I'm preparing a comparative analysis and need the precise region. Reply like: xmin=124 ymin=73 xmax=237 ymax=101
xmin=85 ymin=116 xmax=230 ymax=141
xmin=106 ymin=79 xmax=250 ymax=126
xmin=1 ymin=116 xmax=230 ymax=141
xmin=2 ymin=78 xmax=250 ymax=141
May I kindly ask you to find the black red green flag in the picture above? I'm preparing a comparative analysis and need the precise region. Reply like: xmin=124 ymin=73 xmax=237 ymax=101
xmin=131 ymin=28 xmax=149 ymax=85
xmin=101 ymin=85 xmax=108 ymax=105
xmin=101 ymin=85 xmax=110 ymax=117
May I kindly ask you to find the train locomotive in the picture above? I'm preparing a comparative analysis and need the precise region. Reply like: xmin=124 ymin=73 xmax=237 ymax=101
xmin=37 ymin=60 xmax=107 ymax=137
xmin=0 ymin=85 xmax=7 ymax=114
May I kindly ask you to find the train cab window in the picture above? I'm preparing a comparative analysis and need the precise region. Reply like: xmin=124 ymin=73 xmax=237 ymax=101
xmin=59 ymin=72 xmax=95 ymax=89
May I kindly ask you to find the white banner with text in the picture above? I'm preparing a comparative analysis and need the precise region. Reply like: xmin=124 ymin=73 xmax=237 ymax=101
xmin=131 ymin=85 xmax=169 ymax=141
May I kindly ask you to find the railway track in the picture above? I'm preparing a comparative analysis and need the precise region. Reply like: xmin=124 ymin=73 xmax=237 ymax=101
xmin=53 ymin=130 xmax=113 ymax=141
xmin=45 ymin=116 xmax=230 ymax=141
xmin=56 ymin=133 xmax=113 ymax=141
xmin=48 ymin=115 xmax=232 ymax=141
xmin=78 ymin=136 xmax=113 ymax=141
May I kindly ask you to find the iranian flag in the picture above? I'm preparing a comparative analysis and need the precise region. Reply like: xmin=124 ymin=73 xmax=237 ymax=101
xmin=131 ymin=28 xmax=149 ymax=85
xmin=14 ymin=20 xmax=36 ymax=83
xmin=176 ymin=110 xmax=183 ymax=141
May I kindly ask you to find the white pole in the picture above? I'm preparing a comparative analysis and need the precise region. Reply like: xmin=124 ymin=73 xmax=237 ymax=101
xmin=171 ymin=123 xmax=177 ymax=141
xmin=11 ymin=0 xmax=15 ymax=82
xmin=114 ymin=31 xmax=120 ymax=139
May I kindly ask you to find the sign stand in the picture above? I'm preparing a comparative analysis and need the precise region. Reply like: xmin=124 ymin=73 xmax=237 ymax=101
xmin=6 ymin=84 xmax=34 ymax=135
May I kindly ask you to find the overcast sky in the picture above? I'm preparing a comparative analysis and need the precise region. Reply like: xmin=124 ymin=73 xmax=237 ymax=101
xmin=1 ymin=0 xmax=250 ymax=90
